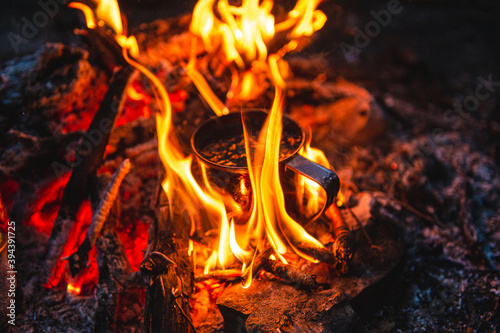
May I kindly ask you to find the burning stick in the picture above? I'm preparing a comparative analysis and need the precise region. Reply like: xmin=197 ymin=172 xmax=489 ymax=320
xmin=325 ymin=204 xmax=354 ymax=274
xmin=69 ymin=1 xmax=128 ymax=72
xmin=41 ymin=66 xmax=132 ymax=288
xmin=66 ymin=159 xmax=131 ymax=277
xmin=240 ymin=247 xmax=318 ymax=289
xmin=194 ymin=269 xmax=242 ymax=283
xmin=264 ymin=259 xmax=318 ymax=290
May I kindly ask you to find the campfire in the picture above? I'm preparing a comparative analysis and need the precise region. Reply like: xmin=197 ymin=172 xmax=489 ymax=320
xmin=2 ymin=0 xmax=499 ymax=332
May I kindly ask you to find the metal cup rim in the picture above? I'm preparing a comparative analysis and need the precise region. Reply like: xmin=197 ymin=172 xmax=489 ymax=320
xmin=190 ymin=109 xmax=305 ymax=172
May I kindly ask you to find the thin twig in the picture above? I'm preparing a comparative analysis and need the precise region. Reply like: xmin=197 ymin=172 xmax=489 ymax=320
xmin=344 ymin=204 xmax=381 ymax=251
xmin=393 ymin=198 xmax=450 ymax=230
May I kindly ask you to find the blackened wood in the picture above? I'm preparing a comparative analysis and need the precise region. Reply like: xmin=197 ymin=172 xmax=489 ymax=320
xmin=76 ymin=27 xmax=128 ymax=73
xmin=86 ymin=172 xmax=133 ymax=333
xmin=142 ymin=191 xmax=195 ymax=333
xmin=68 ymin=160 xmax=131 ymax=277
xmin=42 ymin=67 xmax=132 ymax=286
xmin=94 ymin=229 xmax=134 ymax=333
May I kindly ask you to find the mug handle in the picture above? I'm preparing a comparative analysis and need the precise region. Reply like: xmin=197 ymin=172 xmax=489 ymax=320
xmin=285 ymin=154 xmax=340 ymax=222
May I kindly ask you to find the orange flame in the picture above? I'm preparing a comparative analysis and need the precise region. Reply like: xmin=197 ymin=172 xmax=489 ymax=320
xmin=188 ymin=0 xmax=326 ymax=108
xmin=189 ymin=0 xmax=329 ymax=286
xmin=70 ymin=1 xmax=138 ymax=57
xmin=67 ymin=283 xmax=82 ymax=295
xmin=71 ymin=0 xmax=330 ymax=288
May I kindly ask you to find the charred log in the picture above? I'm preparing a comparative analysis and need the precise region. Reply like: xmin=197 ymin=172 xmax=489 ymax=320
xmin=41 ymin=67 xmax=132 ymax=287
xmin=141 ymin=190 xmax=195 ymax=333
xmin=67 ymin=159 xmax=131 ymax=277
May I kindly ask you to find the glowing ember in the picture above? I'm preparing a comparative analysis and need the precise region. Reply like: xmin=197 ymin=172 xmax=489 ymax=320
xmin=48 ymin=200 xmax=94 ymax=289
xmin=25 ymin=174 xmax=71 ymax=235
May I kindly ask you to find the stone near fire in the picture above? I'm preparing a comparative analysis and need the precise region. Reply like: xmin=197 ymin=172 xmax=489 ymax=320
xmin=217 ymin=280 xmax=366 ymax=333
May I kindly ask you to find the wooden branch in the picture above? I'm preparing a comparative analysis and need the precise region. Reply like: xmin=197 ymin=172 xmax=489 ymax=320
xmin=67 ymin=159 xmax=131 ymax=276
xmin=42 ymin=66 xmax=132 ymax=287
xmin=239 ymin=247 xmax=318 ymax=289
xmin=298 ymin=245 xmax=337 ymax=264
xmin=86 ymin=168 xmax=134 ymax=333
xmin=75 ymin=26 xmax=128 ymax=73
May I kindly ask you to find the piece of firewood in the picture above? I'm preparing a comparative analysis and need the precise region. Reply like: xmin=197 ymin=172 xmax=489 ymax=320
xmin=83 ymin=167 xmax=134 ymax=333
xmin=264 ymin=259 xmax=318 ymax=290
xmin=325 ymin=204 xmax=355 ymax=274
xmin=241 ymin=247 xmax=273 ymax=285
xmin=141 ymin=190 xmax=195 ymax=333
xmin=41 ymin=66 xmax=132 ymax=288
xmin=94 ymin=229 xmax=134 ymax=333
xmin=66 ymin=159 xmax=131 ymax=276
xmin=75 ymin=26 xmax=128 ymax=73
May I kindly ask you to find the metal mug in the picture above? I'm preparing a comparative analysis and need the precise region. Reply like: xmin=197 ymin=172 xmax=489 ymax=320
xmin=191 ymin=110 xmax=340 ymax=222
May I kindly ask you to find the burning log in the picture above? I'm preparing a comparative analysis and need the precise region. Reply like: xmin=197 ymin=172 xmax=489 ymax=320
xmin=66 ymin=159 xmax=131 ymax=277
xmin=84 ymin=173 xmax=136 ymax=333
xmin=141 ymin=190 xmax=195 ymax=333
xmin=75 ymin=26 xmax=128 ymax=73
xmin=41 ymin=66 xmax=132 ymax=289
xmin=241 ymin=248 xmax=273 ymax=284
xmin=239 ymin=247 xmax=318 ymax=290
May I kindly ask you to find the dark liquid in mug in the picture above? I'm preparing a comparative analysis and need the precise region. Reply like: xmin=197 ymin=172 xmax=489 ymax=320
xmin=199 ymin=129 xmax=302 ymax=167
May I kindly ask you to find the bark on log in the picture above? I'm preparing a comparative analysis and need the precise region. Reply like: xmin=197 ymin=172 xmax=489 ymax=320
xmin=94 ymin=230 xmax=134 ymax=333
xmin=141 ymin=191 xmax=195 ymax=333
xmin=84 ymin=173 xmax=134 ymax=333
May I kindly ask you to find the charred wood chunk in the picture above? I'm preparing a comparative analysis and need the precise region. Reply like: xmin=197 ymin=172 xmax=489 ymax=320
xmin=42 ymin=66 xmax=132 ymax=286
xmin=142 ymin=193 xmax=195 ymax=333
xmin=94 ymin=230 xmax=133 ymax=333
xmin=217 ymin=280 xmax=366 ymax=333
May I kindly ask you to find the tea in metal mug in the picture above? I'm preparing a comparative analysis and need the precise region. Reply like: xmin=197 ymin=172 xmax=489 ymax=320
xmin=191 ymin=110 xmax=340 ymax=222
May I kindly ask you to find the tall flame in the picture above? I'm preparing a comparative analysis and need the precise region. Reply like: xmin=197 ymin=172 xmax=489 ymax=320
xmin=189 ymin=0 xmax=329 ymax=286
xmin=188 ymin=0 xmax=326 ymax=106
xmin=71 ymin=0 xmax=330 ymax=288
